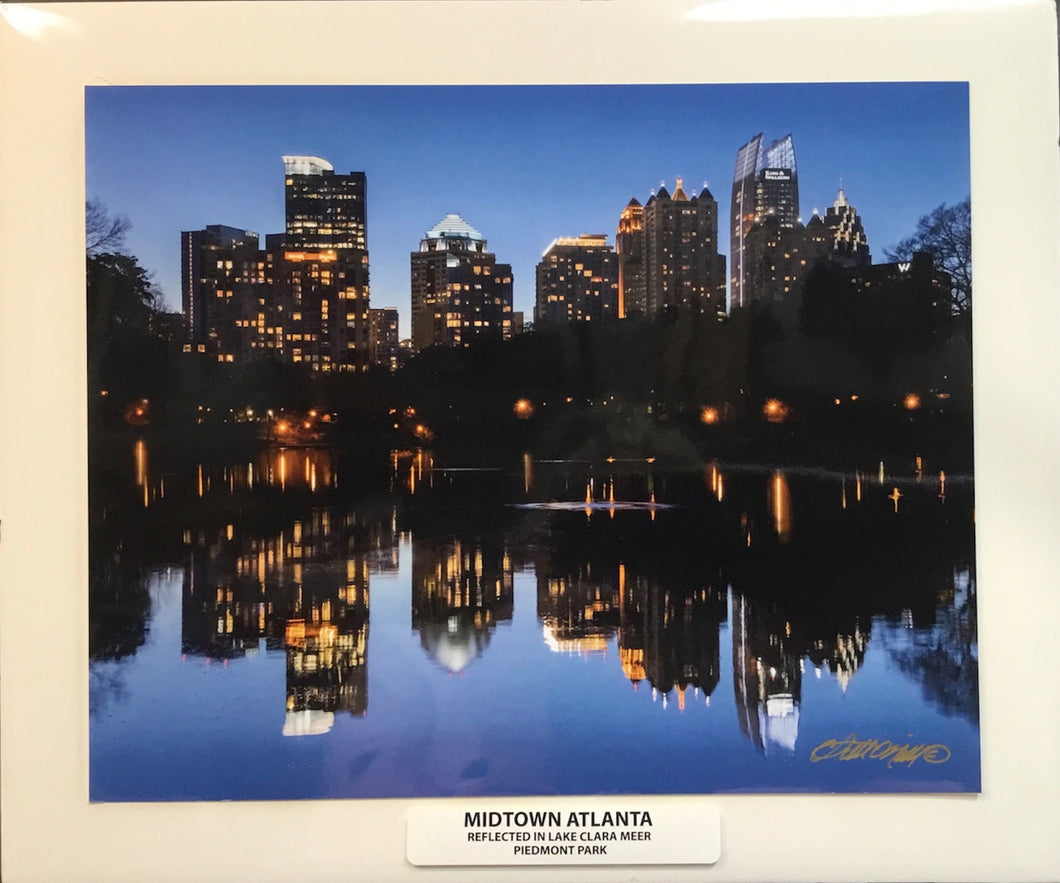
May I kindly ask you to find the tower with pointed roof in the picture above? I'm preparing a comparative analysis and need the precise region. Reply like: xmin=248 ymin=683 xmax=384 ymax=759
xmin=619 ymin=178 xmax=725 ymax=317
xmin=410 ymin=214 xmax=514 ymax=351
xmin=820 ymin=186 xmax=871 ymax=267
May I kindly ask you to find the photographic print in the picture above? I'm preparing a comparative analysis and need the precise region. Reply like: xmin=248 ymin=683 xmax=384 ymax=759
xmin=87 ymin=83 xmax=978 ymax=801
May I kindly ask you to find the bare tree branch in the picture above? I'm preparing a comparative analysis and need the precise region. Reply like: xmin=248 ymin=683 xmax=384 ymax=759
xmin=86 ymin=198 xmax=131 ymax=255
xmin=885 ymin=199 xmax=971 ymax=315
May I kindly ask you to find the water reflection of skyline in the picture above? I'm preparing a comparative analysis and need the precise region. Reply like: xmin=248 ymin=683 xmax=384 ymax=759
xmin=412 ymin=537 xmax=514 ymax=674
xmin=99 ymin=440 xmax=978 ymax=751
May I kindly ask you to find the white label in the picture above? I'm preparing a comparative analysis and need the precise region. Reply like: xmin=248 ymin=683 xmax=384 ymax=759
xmin=406 ymin=801 xmax=721 ymax=866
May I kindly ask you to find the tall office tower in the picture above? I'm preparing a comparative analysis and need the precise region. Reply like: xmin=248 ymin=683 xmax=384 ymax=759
xmin=282 ymin=155 xmax=367 ymax=253
xmin=616 ymin=198 xmax=646 ymax=317
xmin=819 ymin=186 xmax=871 ymax=267
xmin=742 ymin=216 xmax=814 ymax=305
xmin=368 ymin=307 xmax=400 ymax=370
xmin=181 ymin=224 xmax=261 ymax=348
xmin=280 ymin=156 xmax=371 ymax=371
xmin=730 ymin=134 xmax=799 ymax=309
xmin=410 ymin=213 xmax=514 ymax=351
xmin=642 ymin=178 xmax=726 ymax=315
xmin=534 ymin=234 xmax=618 ymax=325
xmin=180 ymin=157 xmax=371 ymax=370
xmin=755 ymin=136 xmax=799 ymax=225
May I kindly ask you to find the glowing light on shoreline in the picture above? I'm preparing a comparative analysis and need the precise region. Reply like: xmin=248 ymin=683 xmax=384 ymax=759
xmin=763 ymin=398 xmax=788 ymax=423
xmin=700 ymin=406 xmax=720 ymax=425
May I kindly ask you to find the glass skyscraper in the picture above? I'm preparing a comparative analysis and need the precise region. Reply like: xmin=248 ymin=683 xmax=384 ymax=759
xmin=730 ymin=134 xmax=799 ymax=309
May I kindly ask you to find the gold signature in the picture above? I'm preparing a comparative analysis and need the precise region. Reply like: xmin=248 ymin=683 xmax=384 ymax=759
xmin=810 ymin=734 xmax=951 ymax=768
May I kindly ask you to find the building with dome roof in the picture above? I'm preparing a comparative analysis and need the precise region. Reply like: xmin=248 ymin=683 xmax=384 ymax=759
xmin=410 ymin=213 xmax=515 ymax=351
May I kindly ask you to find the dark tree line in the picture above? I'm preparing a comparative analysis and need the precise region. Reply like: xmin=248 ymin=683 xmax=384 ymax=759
xmin=87 ymin=202 xmax=185 ymax=425
xmin=86 ymin=198 xmax=972 ymax=466
xmin=885 ymin=198 xmax=972 ymax=315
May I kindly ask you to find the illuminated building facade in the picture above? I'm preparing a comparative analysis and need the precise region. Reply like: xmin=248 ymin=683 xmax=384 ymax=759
xmin=730 ymin=134 xmax=800 ymax=309
xmin=282 ymin=155 xmax=367 ymax=253
xmin=534 ymin=234 xmax=618 ymax=325
xmin=619 ymin=179 xmax=725 ymax=317
xmin=644 ymin=178 xmax=725 ymax=314
xmin=181 ymin=156 xmax=372 ymax=371
xmin=368 ymin=307 xmax=401 ymax=370
xmin=741 ymin=215 xmax=815 ymax=305
xmin=616 ymin=198 xmax=646 ymax=317
xmin=739 ymin=184 xmax=875 ymax=305
xmin=410 ymin=214 xmax=514 ymax=351
xmin=280 ymin=156 xmax=370 ymax=371
xmin=815 ymin=186 xmax=871 ymax=268
xmin=180 ymin=224 xmax=262 ymax=354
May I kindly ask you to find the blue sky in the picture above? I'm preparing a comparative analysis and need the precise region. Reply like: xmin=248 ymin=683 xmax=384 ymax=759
xmin=86 ymin=83 xmax=969 ymax=334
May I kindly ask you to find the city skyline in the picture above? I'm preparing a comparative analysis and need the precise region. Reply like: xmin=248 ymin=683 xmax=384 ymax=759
xmin=86 ymin=83 xmax=970 ymax=336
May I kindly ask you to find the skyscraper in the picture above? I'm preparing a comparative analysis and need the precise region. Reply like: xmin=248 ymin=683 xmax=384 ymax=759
xmin=410 ymin=214 xmax=514 ymax=351
xmin=730 ymin=134 xmax=799 ymax=309
xmin=280 ymin=156 xmax=371 ymax=371
xmin=741 ymin=215 xmax=816 ymax=305
xmin=368 ymin=307 xmax=400 ymax=370
xmin=818 ymin=186 xmax=871 ymax=268
xmin=616 ymin=198 xmax=646 ymax=318
xmin=643 ymin=178 xmax=725 ymax=315
xmin=534 ymin=234 xmax=618 ymax=325
xmin=181 ymin=156 xmax=373 ymax=371
xmin=617 ymin=179 xmax=725 ymax=318
xmin=180 ymin=224 xmax=261 ymax=348
xmin=282 ymin=155 xmax=367 ymax=253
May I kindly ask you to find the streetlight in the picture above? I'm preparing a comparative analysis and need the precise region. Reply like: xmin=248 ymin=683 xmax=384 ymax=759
xmin=763 ymin=398 xmax=788 ymax=423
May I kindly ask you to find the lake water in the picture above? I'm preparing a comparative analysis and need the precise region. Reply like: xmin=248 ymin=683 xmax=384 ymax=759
xmin=89 ymin=444 xmax=979 ymax=800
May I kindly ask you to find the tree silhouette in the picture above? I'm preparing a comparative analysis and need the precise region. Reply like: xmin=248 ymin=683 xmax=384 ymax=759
xmin=86 ymin=198 xmax=131 ymax=255
xmin=87 ymin=252 xmax=177 ymax=411
xmin=885 ymin=198 xmax=971 ymax=315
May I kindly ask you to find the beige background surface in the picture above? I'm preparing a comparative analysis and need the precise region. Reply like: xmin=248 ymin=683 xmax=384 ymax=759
xmin=2 ymin=2 xmax=1058 ymax=880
